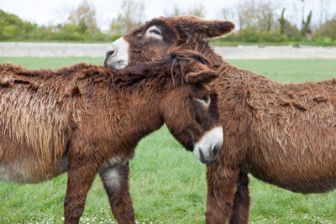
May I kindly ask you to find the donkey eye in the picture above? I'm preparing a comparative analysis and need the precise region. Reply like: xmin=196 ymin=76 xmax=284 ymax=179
xmin=195 ymin=95 xmax=211 ymax=107
xmin=150 ymin=29 xmax=161 ymax=35
xmin=146 ymin=26 xmax=163 ymax=40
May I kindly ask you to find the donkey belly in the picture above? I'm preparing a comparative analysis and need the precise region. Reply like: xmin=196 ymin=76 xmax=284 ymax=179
xmin=250 ymin=115 xmax=336 ymax=193
xmin=251 ymin=171 xmax=336 ymax=194
xmin=249 ymin=159 xmax=336 ymax=194
xmin=0 ymin=156 xmax=67 ymax=184
xmin=0 ymin=140 xmax=68 ymax=184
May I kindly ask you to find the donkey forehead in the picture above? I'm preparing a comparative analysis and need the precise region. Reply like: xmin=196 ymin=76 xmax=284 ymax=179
xmin=125 ymin=19 xmax=177 ymax=42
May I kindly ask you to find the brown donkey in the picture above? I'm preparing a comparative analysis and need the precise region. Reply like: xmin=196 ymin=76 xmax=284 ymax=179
xmin=105 ymin=16 xmax=336 ymax=224
xmin=0 ymin=49 xmax=224 ymax=224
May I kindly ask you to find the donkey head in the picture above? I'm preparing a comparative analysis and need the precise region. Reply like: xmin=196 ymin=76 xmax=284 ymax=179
xmin=104 ymin=16 xmax=234 ymax=69
xmin=156 ymin=49 xmax=223 ymax=164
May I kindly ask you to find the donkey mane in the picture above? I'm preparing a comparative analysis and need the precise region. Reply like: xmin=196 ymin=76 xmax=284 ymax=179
xmin=0 ymin=50 xmax=209 ymax=92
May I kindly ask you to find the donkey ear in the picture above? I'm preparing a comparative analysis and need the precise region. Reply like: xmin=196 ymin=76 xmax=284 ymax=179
xmin=174 ymin=16 xmax=235 ymax=39
xmin=186 ymin=70 xmax=219 ymax=85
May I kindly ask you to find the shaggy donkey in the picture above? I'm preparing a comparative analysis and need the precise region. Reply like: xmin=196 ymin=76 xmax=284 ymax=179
xmin=0 ymin=49 xmax=224 ymax=224
xmin=105 ymin=16 xmax=336 ymax=224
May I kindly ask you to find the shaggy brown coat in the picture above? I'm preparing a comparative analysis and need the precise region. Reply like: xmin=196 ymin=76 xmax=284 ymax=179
xmin=104 ymin=16 xmax=336 ymax=224
xmin=0 ymin=49 xmax=222 ymax=224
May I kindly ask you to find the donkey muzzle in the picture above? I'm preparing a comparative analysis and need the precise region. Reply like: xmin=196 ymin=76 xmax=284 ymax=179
xmin=193 ymin=126 xmax=224 ymax=164
xmin=104 ymin=37 xmax=130 ymax=69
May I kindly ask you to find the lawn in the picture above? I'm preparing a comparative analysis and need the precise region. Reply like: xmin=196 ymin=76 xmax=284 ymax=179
xmin=0 ymin=57 xmax=335 ymax=224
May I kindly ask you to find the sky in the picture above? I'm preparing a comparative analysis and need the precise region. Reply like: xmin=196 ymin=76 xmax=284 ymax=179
xmin=0 ymin=0 xmax=335 ymax=31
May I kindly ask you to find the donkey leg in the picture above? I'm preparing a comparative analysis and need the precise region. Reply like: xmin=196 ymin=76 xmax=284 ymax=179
xmin=206 ymin=165 xmax=239 ymax=224
xmin=100 ymin=163 xmax=135 ymax=224
xmin=64 ymin=164 xmax=97 ymax=224
xmin=230 ymin=171 xmax=250 ymax=224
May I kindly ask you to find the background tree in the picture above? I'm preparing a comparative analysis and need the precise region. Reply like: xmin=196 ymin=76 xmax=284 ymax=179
xmin=319 ymin=0 xmax=330 ymax=25
xmin=189 ymin=4 xmax=205 ymax=17
xmin=110 ymin=0 xmax=145 ymax=34
xmin=165 ymin=4 xmax=205 ymax=17
xmin=236 ymin=0 xmax=279 ymax=32
xmin=278 ymin=8 xmax=300 ymax=39
xmin=279 ymin=8 xmax=286 ymax=35
xmin=67 ymin=0 xmax=98 ymax=33
xmin=301 ymin=10 xmax=313 ymax=37
xmin=314 ymin=17 xmax=336 ymax=40
xmin=256 ymin=0 xmax=278 ymax=32
xmin=221 ymin=8 xmax=234 ymax=21
xmin=0 ymin=0 xmax=334 ymax=44
xmin=0 ymin=9 xmax=37 ymax=40
xmin=236 ymin=0 xmax=257 ymax=31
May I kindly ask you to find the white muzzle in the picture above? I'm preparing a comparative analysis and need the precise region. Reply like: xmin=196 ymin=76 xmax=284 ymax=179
xmin=104 ymin=37 xmax=130 ymax=69
xmin=193 ymin=126 xmax=224 ymax=164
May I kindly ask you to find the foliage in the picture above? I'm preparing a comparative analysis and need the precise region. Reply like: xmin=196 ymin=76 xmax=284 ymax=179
xmin=67 ymin=0 xmax=98 ymax=33
xmin=278 ymin=8 xmax=286 ymax=35
xmin=0 ymin=10 xmax=38 ymax=40
xmin=0 ymin=7 xmax=119 ymax=42
xmin=314 ymin=18 xmax=336 ymax=40
xmin=110 ymin=0 xmax=145 ymax=34
xmin=236 ymin=0 xmax=278 ymax=32
xmin=224 ymin=27 xmax=288 ymax=43
xmin=301 ymin=10 xmax=313 ymax=37
xmin=0 ymin=0 xmax=335 ymax=45
xmin=217 ymin=0 xmax=334 ymax=46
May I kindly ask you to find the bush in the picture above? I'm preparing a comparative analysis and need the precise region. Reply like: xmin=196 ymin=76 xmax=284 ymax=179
xmin=0 ymin=10 xmax=38 ymax=40
xmin=313 ymin=37 xmax=335 ymax=46
xmin=225 ymin=27 xmax=288 ymax=43
xmin=0 ymin=9 xmax=120 ymax=42
xmin=314 ymin=18 xmax=336 ymax=40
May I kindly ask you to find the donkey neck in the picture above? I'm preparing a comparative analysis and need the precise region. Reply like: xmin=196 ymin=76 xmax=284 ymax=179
xmin=98 ymin=78 xmax=172 ymax=151
xmin=125 ymin=86 xmax=165 ymax=136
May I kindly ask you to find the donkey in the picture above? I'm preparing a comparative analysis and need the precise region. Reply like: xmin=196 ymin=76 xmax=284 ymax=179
xmin=0 ymin=49 xmax=224 ymax=224
xmin=105 ymin=16 xmax=336 ymax=224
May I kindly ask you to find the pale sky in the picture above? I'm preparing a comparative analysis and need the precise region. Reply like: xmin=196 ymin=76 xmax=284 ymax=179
xmin=0 ymin=0 xmax=335 ymax=31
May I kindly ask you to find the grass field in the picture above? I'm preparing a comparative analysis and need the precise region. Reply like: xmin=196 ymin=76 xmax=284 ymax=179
xmin=0 ymin=57 xmax=335 ymax=224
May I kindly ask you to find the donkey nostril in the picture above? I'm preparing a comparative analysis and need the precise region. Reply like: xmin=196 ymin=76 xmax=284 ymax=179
xmin=199 ymin=149 xmax=208 ymax=164
xmin=106 ymin=50 xmax=115 ymax=57
xmin=213 ymin=145 xmax=221 ymax=156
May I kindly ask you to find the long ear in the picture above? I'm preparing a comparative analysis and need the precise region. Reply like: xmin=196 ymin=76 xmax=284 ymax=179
xmin=186 ymin=70 xmax=219 ymax=85
xmin=170 ymin=16 xmax=235 ymax=39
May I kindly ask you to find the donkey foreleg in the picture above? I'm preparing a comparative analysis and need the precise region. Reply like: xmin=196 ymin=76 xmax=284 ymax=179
xmin=230 ymin=171 xmax=250 ymax=224
xmin=206 ymin=165 xmax=239 ymax=224
xmin=64 ymin=163 xmax=97 ymax=224
xmin=100 ymin=163 xmax=135 ymax=224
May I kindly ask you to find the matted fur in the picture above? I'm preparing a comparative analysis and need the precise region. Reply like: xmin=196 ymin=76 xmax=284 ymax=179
xmin=0 ymin=49 xmax=222 ymax=224
xmin=0 ymin=50 xmax=215 ymax=182
xmin=104 ymin=16 xmax=336 ymax=224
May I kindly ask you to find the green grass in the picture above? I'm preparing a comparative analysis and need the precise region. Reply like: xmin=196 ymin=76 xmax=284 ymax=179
xmin=0 ymin=57 xmax=335 ymax=224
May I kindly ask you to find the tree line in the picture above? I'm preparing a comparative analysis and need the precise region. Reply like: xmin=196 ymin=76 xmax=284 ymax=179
xmin=0 ymin=1 xmax=117 ymax=42
xmin=0 ymin=0 xmax=335 ymax=45
xmin=218 ymin=0 xmax=336 ymax=46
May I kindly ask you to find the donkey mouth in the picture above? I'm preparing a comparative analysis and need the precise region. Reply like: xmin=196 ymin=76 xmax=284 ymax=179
xmin=104 ymin=58 xmax=127 ymax=69
xmin=193 ymin=126 xmax=224 ymax=164
xmin=104 ymin=37 xmax=130 ymax=69
xmin=195 ymin=144 xmax=222 ymax=164
xmin=198 ymin=149 xmax=213 ymax=165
